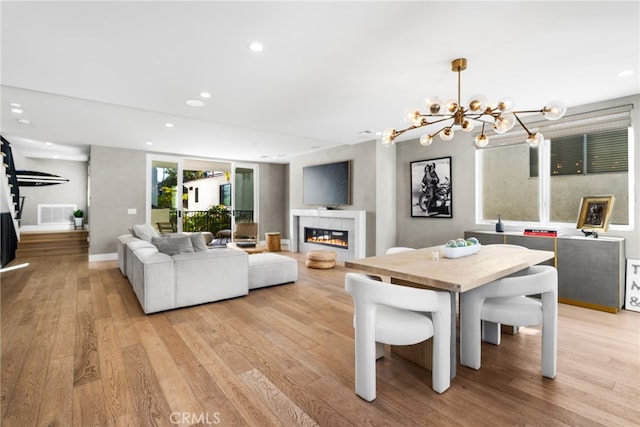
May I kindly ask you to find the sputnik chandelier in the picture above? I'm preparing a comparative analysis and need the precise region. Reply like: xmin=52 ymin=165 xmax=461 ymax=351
xmin=381 ymin=58 xmax=566 ymax=148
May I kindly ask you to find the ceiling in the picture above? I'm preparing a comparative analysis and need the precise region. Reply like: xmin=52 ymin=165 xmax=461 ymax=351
xmin=1 ymin=1 xmax=638 ymax=164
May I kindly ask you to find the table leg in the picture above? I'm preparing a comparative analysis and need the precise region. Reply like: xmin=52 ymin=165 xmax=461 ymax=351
xmin=449 ymin=290 xmax=457 ymax=379
xmin=388 ymin=278 xmax=457 ymax=379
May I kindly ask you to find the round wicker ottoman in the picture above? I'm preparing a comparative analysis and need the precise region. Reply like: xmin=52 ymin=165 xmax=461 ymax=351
xmin=305 ymin=250 xmax=337 ymax=269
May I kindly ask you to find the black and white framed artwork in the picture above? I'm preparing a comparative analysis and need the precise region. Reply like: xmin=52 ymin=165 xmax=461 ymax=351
xmin=410 ymin=156 xmax=452 ymax=218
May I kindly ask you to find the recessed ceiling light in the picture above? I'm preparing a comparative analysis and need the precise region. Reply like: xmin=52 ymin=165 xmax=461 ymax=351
xmin=185 ymin=99 xmax=206 ymax=107
xmin=10 ymin=103 xmax=21 ymax=108
xmin=618 ymin=69 xmax=634 ymax=77
xmin=200 ymin=92 xmax=211 ymax=98
xmin=17 ymin=119 xmax=31 ymax=125
xmin=146 ymin=141 xmax=153 ymax=146
xmin=248 ymin=42 xmax=264 ymax=52
xmin=11 ymin=108 xmax=23 ymax=114
xmin=45 ymin=142 xmax=54 ymax=146
xmin=165 ymin=123 xmax=174 ymax=128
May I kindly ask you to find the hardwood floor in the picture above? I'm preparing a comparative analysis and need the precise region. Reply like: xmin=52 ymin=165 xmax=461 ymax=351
xmin=1 ymin=252 xmax=639 ymax=426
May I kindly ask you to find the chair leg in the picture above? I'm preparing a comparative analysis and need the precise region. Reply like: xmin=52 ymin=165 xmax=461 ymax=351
xmin=431 ymin=310 xmax=451 ymax=393
xmin=482 ymin=320 xmax=502 ymax=345
xmin=354 ymin=308 xmax=377 ymax=401
xmin=541 ymin=292 xmax=557 ymax=378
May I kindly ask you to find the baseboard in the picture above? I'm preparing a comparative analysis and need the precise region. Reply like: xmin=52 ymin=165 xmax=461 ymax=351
xmin=89 ymin=252 xmax=117 ymax=262
xmin=20 ymin=224 xmax=88 ymax=232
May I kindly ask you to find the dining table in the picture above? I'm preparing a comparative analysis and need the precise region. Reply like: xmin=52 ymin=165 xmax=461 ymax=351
xmin=344 ymin=244 xmax=555 ymax=378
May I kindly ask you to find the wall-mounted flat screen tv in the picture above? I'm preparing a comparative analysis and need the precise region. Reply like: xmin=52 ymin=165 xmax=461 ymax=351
xmin=303 ymin=160 xmax=351 ymax=207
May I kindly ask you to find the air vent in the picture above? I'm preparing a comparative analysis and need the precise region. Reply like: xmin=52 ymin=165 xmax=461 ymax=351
xmin=38 ymin=204 xmax=76 ymax=225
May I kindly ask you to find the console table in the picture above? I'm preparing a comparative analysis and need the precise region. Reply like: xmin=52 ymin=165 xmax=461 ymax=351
xmin=464 ymin=231 xmax=626 ymax=313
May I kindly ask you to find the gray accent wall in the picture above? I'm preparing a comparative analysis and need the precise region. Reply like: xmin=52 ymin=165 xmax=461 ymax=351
xmin=396 ymin=133 xmax=476 ymax=249
xmin=257 ymin=162 xmax=288 ymax=240
xmin=289 ymin=140 xmax=382 ymax=257
xmin=89 ymin=145 xmax=289 ymax=257
xmin=396 ymin=95 xmax=639 ymax=260
xmin=89 ymin=145 xmax=146 ymax=256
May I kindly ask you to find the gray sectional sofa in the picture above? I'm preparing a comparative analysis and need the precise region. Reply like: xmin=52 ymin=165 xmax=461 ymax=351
xmin=117 ymin=225 xmax=297 ymax=314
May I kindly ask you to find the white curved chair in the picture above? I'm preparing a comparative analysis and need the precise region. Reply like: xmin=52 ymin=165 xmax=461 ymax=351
xmin=385 ymin=247 xmax=415 ymax=254
xmin=345 ymin=273 xmax=451 ymax=401
xmin=459 ymin=265 xmax=558 ymax=378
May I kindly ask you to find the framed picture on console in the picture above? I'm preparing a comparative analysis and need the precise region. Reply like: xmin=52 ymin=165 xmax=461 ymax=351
xmin=576 ymin=195 xmax=615 ymax=232
xmin=410 ymin=156 xmax=452 ymax=218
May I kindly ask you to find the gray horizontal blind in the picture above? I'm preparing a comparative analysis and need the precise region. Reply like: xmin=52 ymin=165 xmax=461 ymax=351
xmin=481 ymin=104 xmax=633 ymax=147
xmin=550 ymin=134 xmax=584 ymax=175
xmin=587 ymin=128 xmax=628 ymax=173
xmin=531 ymin=127 xmax=628 ymax=177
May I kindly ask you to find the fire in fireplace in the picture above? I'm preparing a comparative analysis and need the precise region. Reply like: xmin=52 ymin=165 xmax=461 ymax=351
xmin=304 ymin=227 xmax=348 ymax=249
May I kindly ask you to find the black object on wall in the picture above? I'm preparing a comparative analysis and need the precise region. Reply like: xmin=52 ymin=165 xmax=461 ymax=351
xmin=1 ymin=212 xmax=17 ymax=267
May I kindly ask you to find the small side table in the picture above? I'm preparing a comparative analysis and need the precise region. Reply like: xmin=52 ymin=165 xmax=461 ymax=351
xmin=266 ymin=232 xmax=281 ymax=252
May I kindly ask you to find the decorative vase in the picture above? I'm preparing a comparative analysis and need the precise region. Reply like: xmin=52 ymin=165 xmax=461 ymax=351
xmin=74 ymin=217 xmax=83 ymax=228
xmin=495 ymin=215 xmax=504 ymax=233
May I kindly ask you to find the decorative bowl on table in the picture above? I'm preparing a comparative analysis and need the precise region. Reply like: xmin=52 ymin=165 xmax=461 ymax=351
xmin=441 ymin=237 xmax=481 ymax=259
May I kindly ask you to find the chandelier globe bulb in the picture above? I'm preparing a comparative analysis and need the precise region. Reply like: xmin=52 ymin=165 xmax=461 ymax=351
xmin=381 ymin=128 xmax=396 ymax=147
xmin=440 ymin=127 xmax=454 ymax=141
xmin=404 ymin=109 xmax=422 ymax=125
xmin=461 ymin=120 xmax=474 ymax=132
xmin=497 ymin=97 xmax=515 ymax=112
xmin=526 ymin=132 xmax=545 ymax=147
xmin=419 ymin=134 xmax=433 ymax=146
xmin=425 ymin=97 xmax=443 ymax=114
xmin=543 ymin=101 xmax=566 ymax=121
xmin=468 ymin=94 xmax=487 ymax=112
xmin=474 ymin=134 xmax=489 ymax=147
xmin=493 ymin=112 xmax=517 ymax=134
xmin=445 ymin=99 xmax=458 ymax=113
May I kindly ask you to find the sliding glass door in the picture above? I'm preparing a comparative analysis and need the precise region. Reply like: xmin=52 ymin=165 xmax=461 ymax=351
xmin=147 ymin=155 xmax=255 ymax=237
xmin=148 ymin=156 xmax=183 ymax=233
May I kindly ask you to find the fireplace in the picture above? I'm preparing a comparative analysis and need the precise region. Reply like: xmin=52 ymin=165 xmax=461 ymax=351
xmin=304 ymin=227 xmax=349 ymax=249
xmin=290 ymin=209 xmax=366 ymax=262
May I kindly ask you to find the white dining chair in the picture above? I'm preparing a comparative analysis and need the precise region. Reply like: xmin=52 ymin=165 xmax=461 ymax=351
xmin=459 ymin=264 xmax=558 ymax=378
xmin=345 ymin=273 xmax=451 ymax=401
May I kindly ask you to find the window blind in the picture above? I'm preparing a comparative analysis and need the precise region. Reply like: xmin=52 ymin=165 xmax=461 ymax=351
xmin=480 ymin=104 xmax=633 ymax=148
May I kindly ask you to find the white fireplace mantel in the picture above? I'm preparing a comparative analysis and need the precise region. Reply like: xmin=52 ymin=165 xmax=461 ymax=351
xmin=290 ymin=209 xmax=366 ymax=261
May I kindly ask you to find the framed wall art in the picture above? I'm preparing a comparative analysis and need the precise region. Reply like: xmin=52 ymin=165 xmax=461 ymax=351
xmin=410 ymin=156 xmax=452 ymax=218
xmin=576 ymin=195 xmax=615 ymax=232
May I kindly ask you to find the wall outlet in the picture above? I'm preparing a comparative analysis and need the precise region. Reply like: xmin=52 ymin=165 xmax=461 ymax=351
xmin=127 ymin=208 xmax=137 ymax=215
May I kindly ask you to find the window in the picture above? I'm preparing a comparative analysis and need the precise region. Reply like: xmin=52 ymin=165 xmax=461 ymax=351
xmin=531 ymin=128 xmax=628 ymax=177
xmin=478 ymin=106 xmax=632 ymax=228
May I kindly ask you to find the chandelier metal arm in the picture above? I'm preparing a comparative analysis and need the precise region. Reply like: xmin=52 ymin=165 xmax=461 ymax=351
xmin=512 ymin=112 xmax=535 ymax=136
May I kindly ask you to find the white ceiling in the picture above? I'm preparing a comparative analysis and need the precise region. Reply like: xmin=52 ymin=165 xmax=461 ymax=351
xmin=1 ymin=1 xmax=639 ymax=164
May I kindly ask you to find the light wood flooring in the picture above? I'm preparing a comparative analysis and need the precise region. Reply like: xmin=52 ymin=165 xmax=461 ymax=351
xmin=1 ymin=252 xmax=639 ymax=426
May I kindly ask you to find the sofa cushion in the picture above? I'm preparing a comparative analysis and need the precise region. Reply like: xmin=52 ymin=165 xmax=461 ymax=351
xmin=152 ymin=235 xmax=194 ymax=255
xmin=248 ymin=253 xmax=298 ymax=289
xmin=189 ymin=233 xmax=208 ymax=252
xmin=132 ymin=223 xmax=161 ymax=242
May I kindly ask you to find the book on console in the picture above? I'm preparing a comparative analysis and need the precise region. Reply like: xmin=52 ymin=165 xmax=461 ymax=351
xmin=523 ymin=228 xmax=558 ymax=237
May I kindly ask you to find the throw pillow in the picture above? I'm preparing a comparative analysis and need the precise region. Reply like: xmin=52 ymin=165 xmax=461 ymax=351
xmin=152 ymin=235 xmax=194 ymax=255
xmin=132 ymin=223 xmax=160 ymax=242
xmin=190 ymin=233 xmax=208 ymax=252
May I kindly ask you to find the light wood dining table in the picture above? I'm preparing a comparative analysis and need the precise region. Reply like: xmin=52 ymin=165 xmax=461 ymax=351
xmin=344 ymin=244 xmax=555 ymax=378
